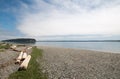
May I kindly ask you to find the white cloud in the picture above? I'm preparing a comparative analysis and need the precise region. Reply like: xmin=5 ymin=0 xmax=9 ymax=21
xmin=17 ymin=0 xmax=120 ymax=37
xmin=0 ymin=28 xmax=17 ymax=40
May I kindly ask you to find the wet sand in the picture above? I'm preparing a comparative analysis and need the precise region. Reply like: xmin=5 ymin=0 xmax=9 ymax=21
xmin=38 ymin=46 xmax=120 ymax=79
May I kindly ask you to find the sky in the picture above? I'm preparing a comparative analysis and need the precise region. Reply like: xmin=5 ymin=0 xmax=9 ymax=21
xmin=0 ymin=0 xmax=120 ymax=40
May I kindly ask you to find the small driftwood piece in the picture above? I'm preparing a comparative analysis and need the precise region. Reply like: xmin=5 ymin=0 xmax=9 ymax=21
xmin=10 ymin=45 xmax=21 ymax=52
xmin=27 ymin=47 xmax=32 ymax=49
xmin=10 ymin=45 xmax=17 ymax=50
xmin=18 ymin=55 xmax=31 ymax=70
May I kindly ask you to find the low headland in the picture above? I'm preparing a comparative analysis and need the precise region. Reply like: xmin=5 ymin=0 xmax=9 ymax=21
xmin=0 ymin=42 xmax=120 ymax=79
xmin=2 ymin=38 xmax=36 ymax=44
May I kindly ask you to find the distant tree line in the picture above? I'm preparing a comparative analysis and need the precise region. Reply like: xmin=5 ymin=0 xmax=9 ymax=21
xmin=2 ymin=38 xmax=36 ymax=44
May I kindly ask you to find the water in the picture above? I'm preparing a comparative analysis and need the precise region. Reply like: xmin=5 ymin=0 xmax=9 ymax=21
xmin=36 ymin=42 xmax=120 ymax=53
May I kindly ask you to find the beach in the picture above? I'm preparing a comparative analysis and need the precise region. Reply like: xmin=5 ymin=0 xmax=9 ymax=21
xmin=0 ymin=44 xmax=120 ymax=79
xmin=38 ymin=46 xmax=120 ymax=79
xmin=0 ymin=44 xmax=32 ymax=79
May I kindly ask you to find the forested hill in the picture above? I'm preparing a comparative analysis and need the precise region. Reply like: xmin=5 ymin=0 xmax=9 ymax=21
xmin=2 ymin=38 xmax=36 ymax=44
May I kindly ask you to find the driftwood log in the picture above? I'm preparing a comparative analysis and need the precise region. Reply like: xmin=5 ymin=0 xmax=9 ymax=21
xmin=15 ymin=51 xmax=23 ymax=64
xmin=21 ymin=52 xmax=27 ymax=61
xmin=18 ymin=55 xmax=31 ymax=70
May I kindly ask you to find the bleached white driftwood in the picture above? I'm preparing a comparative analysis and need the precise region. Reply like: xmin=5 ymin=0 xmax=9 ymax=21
xmin=11 ymin=45 xmax=17 ymax=49
xmin=27 ymin=47 xmax=32 ymax=49
xmin=22 ymin=52 xmax=27 ymax=60
xmin=19 ymin=55 xmax=31 ymax=70
xmin=15 ymin=51 xmax=23 ymax=64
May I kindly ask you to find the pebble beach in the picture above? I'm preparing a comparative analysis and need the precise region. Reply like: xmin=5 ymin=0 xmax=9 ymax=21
xmin=38 ymin=46 xmax=120 ymax=79
xmin=0 ymin=44 xmax=32 ymax=79
xmin=1 ymin=44 xmax=120 ymax=79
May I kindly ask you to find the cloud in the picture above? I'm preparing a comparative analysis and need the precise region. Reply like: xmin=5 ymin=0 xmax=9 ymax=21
xmin=0 ymin=28 xmax=14 ymax=40
xmin=17 ymin=0 xmax=120 ymax=37
xmin=0 ymin=26 xmax=24 ymax=40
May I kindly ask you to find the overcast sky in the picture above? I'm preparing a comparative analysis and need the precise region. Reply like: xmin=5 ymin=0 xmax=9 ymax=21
xmin=0 ymin=0 xmax=120 ymax=40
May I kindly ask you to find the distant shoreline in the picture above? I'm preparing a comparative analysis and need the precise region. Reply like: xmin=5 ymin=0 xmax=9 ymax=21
xmin=37 ymin=40 xmax=120 ymax=42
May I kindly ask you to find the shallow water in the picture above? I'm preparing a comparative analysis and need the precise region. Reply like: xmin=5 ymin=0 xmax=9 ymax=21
xmin=36 ymin=42 xmax=120 ymax=53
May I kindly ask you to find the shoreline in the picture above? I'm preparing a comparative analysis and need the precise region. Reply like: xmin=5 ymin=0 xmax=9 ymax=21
xmin=1 ymin=43 xmax=120 ymax=79
xmin=36 ymin=41 xmax=120 ymax=53
xmin=0 ymin=43 xmax=33 ymax=79
xmin=37 ymin=45 xmax=119 ymax=54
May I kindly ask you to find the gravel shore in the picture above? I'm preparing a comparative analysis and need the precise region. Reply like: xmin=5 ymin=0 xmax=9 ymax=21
xmin=0 ymin=45 xmax=32 ymax=79
xmin=38 ymin=46 xmax=120 ymax=79
xmin=0 ymin=49 xmax=19 ymax=79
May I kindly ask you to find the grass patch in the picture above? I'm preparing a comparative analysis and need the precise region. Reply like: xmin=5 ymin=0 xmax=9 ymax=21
xmin=0 ymin=49 xmax=4 ymax=52
xmin=0 ymin=43 xmax=11 ymax=49
xmin=8 ymin=47 xmax=47 ymax=79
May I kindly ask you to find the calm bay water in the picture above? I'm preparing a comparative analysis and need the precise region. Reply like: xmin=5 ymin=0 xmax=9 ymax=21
xmin=36 ymin=42 xmax=120 ymax=53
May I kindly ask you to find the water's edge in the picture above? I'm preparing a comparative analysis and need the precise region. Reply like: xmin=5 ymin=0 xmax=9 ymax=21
xmin=36 ymin=42 xmax=120 ymax=53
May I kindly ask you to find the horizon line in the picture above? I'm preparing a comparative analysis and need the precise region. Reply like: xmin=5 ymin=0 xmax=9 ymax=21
xmin=37 ymin=40 xmax=120 ymax=42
